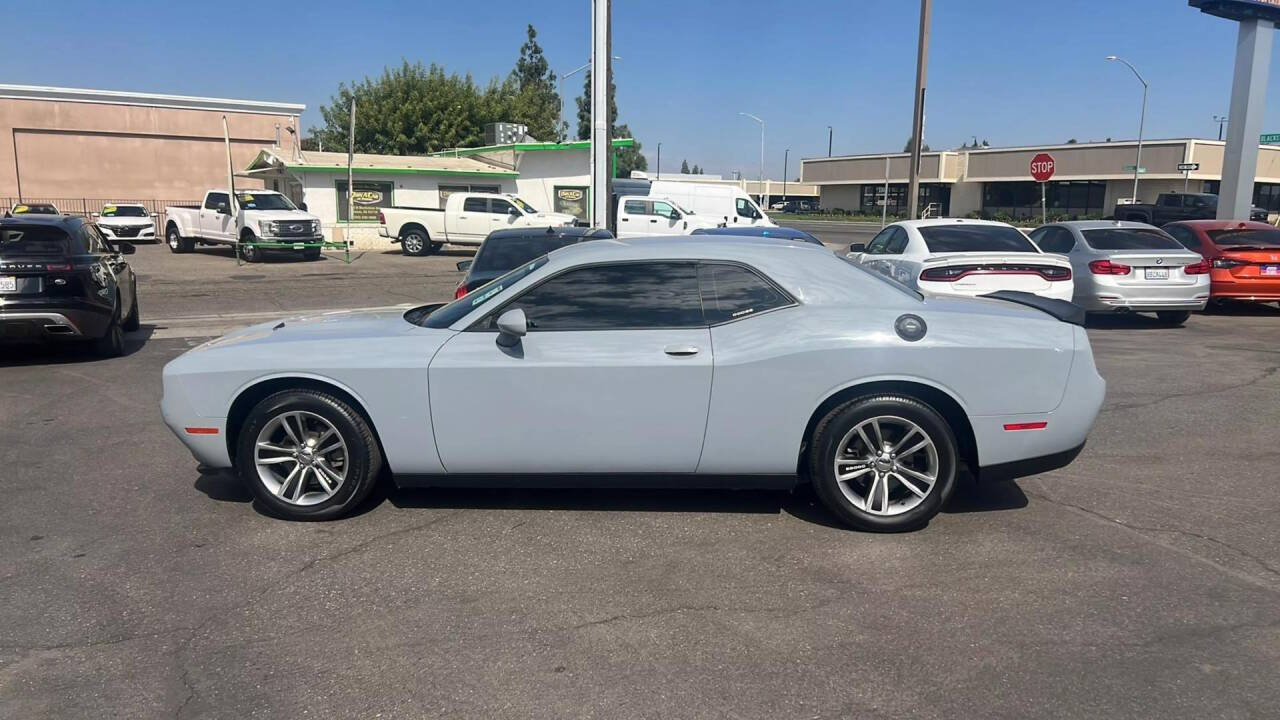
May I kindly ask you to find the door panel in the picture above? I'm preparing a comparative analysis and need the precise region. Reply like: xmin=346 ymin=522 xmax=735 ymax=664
xmin=428 ymin=328 xmax=713 ymax=473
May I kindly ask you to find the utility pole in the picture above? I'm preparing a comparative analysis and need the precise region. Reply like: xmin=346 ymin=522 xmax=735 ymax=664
xmin=827 ymin=126 xmax=833 ymax=157
xmin=1107 ymin=56 xmax=1148 ymax=204
xmin=590 ymin=0 xmax=612 ymax=229
xmin=656 ymin=142 xmax=661 ymax=179
xmin=1214 ymin=114 xmax=1228 ymax=142
xmin=783 ymin=148 xmax=789 ymax=203
xmin=906 ymin=0 xmax=932 ymax=220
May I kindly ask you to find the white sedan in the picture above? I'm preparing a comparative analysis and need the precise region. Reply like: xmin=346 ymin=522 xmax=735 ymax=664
xmin=850 ymin=219 xmax=1075 ymax=301
xmin=161 ymin=236 xmax=1104 ymax=532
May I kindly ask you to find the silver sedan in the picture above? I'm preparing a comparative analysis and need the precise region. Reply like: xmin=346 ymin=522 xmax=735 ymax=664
xmin=161 ymin=236 xmax=1104 ymax=532
xmin=1029 ymin=220 xmax=1210 ymax=325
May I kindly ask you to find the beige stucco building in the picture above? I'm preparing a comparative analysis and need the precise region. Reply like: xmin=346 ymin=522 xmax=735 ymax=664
xmin=802 ymin=139 xmax=1280 ymax=219
xmin=0 ymin=84 xmax=304 ymax=209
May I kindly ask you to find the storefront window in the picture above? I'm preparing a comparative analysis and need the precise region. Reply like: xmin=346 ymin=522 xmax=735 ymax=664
xmin=981 ymin=181 xmax=1106 ymax=219
xmin=336 ymin=180 xmax=393 ymax=222
xmin=859 ymin=183 xmax=950 ymax=217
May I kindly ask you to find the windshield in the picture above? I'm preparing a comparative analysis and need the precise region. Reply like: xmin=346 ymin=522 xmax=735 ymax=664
xmin=919 ymin=225 xmax=1038 ymax=253
xmin=235 ymin=193 xmax=297 ymax=211
xmin=1206 ymin=229 xmax=1280 ymax=247
xmin=10 ymin=204 xmax=58 ymax=215
xmin=1083 ymin=228 xmax=1182 ymax=250
xmin=1 ymin=225 xmax=70 ymax=255
xmin=101 ymin=205 xmax=148 ymax=217
xmin=509 ymin=197 xmax=537 ymax=214
xmin=417 ymin=256 xmax=549 ymax=328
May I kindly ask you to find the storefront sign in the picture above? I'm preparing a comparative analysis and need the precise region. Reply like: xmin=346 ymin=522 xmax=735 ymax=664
xmin=337 ymin=180 xmax=393 ymax=222
xmin=554 ymin=186 xmax=588 ymax=221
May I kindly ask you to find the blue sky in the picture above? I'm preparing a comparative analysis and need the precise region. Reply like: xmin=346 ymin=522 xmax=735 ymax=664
xmin=8 ymin=0 xmax=1280 ymax=178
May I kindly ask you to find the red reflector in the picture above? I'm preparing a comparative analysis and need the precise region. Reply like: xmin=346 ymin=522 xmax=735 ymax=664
xmin=454 ymin=284 xmax=468 ymax=299
xmin=44 ymin=263 xmax=72 ymax=272
xmin=378 ymin=210 xmax=386 ymax=225
xmin=1089 ymin=259 xmax=1131 ymax=275
xmin=1003 ymin=421 xmax=1048 ymax=431
xmin=184 ymin=427 xmax=220 ymax=435
xmin=1183 ymin=259 xmax=1210 ymax=275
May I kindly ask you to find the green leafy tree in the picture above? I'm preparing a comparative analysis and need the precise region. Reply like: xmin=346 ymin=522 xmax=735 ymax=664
xmin=574 ymin=70 xmax=646 ymax=176
xmin=903 ymin=136 xmax=931 ymax=153
xmin=691 ymin=164 xmax=701 ymax=174
xmin=680 ymin=159 xmax=690 ymax=174
xmin=509 ymin=25 xmax=561 ymax=141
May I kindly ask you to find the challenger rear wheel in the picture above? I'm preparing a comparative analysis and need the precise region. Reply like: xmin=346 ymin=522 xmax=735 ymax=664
xmin=236 ymin=390 xmax=382 ymax=520
xmin=809 ymin=394 xmax=958 ymax=532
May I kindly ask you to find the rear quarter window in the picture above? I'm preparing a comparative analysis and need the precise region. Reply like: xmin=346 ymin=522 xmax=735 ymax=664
xmin=698 ymin=263 xmax=792 ymax=324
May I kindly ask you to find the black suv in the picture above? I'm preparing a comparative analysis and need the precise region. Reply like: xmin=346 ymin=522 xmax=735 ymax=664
xmin=0 ymin=215 xmax=139 ymax=356
xmin=454 ymin=226 xmax=613 ymax=298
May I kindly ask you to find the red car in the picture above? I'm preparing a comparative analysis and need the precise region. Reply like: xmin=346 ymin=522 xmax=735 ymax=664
xmin=1163 ymin=220 xmax=1280 ymax=304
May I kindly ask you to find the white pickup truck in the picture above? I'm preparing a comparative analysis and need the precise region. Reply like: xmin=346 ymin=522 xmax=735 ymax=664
xmin=615 ymin=195 xmax=721 ymax=238
xmin=165 ymin=190 xmax=324 ymax=262
xmin=378 ymin=192 xmax=578 ymax=256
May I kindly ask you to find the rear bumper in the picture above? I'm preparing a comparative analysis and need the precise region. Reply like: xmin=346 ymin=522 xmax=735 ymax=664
xmin=1210 ymin=276 xmax=1280 ymax=301
xmin=922 ymin=281 xmax=1074 ymax=303
xmin=1077 ymin=274 xmax=1210 ymax=312
xmin=0 ymin=302 xmax=111 ymax=341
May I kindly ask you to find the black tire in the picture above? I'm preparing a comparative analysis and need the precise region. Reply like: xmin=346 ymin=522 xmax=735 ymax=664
xmin=166 ymin=225 xmax=192 ymax=253
xmin=809 ymin=394 xmax=958 ymax=532
xmin=238 ymin=234 xmax=262 ymax=263
xmin=122 ymin=292 xmax=140 ymax=332
xmin=401 ymin=229 xmax=431 ymax=256
xmin=236 ymin=390 xmax=383 ymax=521
xmin=93 ymin=299 xmax=125 ymax=358
xmin=1156 ymin=310 xmax=1191 ymax=326
xmin=302 ymin=248 xmax=322 ymax=261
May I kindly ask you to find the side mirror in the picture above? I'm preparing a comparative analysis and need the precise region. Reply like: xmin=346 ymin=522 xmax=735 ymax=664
xmin=150 ymin=212 xmax=158 ymax=218
xmin=456 ymin=260 xmax=473 ymax=272
xmin=116 ymin=242 xmax=137 ymax=255
xmin=495 ymin=308 xmax=527 ymax=347
xmin=849 ymin=242 xmax=867 ymax=253
xmin=91 ymin=212 xmax=100 ymax=218
xmin=216 ymin=202 xmax=229 ymax=215
xmin=298 ymin=202 xmax=308 ymax=212
xmin=508 ymin=206 xmax=521 ymax=217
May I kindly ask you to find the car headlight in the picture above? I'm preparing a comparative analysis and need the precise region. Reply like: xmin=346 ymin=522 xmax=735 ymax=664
xmin=258 ymin=220 xmax=278 ymax=236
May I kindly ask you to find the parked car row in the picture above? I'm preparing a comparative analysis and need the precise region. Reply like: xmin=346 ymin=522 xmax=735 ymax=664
xmin=847 ymin=215 xmax=1278 ymax=326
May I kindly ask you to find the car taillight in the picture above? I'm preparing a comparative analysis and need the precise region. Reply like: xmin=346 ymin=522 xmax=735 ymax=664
xmin=454 ymin=284 xmax=468 ymax=299
xmin=1089 ymin=259 xmax=1131 ymax=275
xmin=1212 ymin=257 xmax=1247 ymax=269
xmin=1184 ymin=259 xmax=1211 ymax=275
xmin=1041 ymin=266 xmax=1072 ymax=281
xmin=44 ymin=263 xmax=72 ymax=272
xmin=919 ymin=267 xmax=966 ymax=282
xmin=378 ymin=210 xmax=385 ymax=225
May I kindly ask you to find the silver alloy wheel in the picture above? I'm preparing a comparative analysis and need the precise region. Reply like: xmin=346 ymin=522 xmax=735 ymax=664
xmin=403 ymin=233 xmax=425 ymax=254
xmin=254 ymin=410 xmax=348 ymax=506
xmin=832 ymin=415 xmax=939 ymax=516
xmin=167 ymin=230 xmax=179 ymax=250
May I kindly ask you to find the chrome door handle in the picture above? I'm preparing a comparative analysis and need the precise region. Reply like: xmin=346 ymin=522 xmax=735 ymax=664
xmin=664 ymin=345 xmax=700 ymax=357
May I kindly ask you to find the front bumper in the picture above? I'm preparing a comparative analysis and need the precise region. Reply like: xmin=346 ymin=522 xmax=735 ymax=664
xmin=99 ymin=226 xmax=156 ymax=241
xmin=160 ymin=375 xmax=232 ymax=468
xmin=251 ymin=235 xmax=326 ymax=248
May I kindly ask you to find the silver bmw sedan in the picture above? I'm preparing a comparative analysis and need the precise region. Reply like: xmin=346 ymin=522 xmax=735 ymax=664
xmin=1028 ymin=220 xmax=1210 ymax=325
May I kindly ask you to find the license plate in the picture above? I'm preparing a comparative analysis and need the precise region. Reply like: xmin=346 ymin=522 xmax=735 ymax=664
xmin=1144 ymin=268 xmax=1169 ymax=280
xmin=0 ymin=276 xmax=15 ymax=292
xmin=292 ymin=244 xmax=305 ymax=250
xmin=1263 ymin=265 xmax=1280 ymax=276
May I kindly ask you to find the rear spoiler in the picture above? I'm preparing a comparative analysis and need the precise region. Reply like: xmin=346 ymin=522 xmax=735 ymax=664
xmin=981 ymin=290 xmax=1086 ymax=326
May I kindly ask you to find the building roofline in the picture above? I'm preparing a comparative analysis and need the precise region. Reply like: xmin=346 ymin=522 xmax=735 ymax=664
xmin=0 ymin=83 xmax=305 ymax=115
xmin=803 ymin=138 xmax=1243 ymax=164
xmin=430 ymin=138 xmax=636 ymax=157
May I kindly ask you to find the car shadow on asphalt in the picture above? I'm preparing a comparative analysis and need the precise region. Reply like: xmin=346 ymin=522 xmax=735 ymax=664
xmin=0 ymin=326 xmax=154 ymax=367
xmin=192 ymin=466 xmax=1029 ymax=530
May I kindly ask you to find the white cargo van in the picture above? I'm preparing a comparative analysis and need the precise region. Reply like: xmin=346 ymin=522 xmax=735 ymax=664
xmin=648 ymin=180 xmax=775 ymax=229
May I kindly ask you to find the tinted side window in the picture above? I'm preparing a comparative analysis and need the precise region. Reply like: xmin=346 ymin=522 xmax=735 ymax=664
xmin=1160 ymin=195 xmax=1181 ymax=207
xmin=1036 ymin=227 xmax=1075 ymax=253
xmin=1166 ymin=225 xmax=1202 ymax=250
xmin=735 ymin=198 xmax=759 ymax=219
xmin=865 ymin=227 xmax=895 ymax=254
xmin=204 ymin=193 xmax=228 ymax=210
xmin=698 ymin=263 xmax=790 ymax=325
xmin=491 ymin=199 xmax=516 ymax=215
xmin=883 ymin=227 xmax=909 ymax=254
xmin=463 ymin=197 xmax=488 ymax=213
xmin=502 ymin=262 xmax=703 ymax=330
xmin=624 ymin=200 xmax=648 ymax=215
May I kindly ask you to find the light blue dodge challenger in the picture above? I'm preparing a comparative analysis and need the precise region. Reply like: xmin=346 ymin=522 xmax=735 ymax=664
xmin=162 ymin=236 xmax=1105 ymax=532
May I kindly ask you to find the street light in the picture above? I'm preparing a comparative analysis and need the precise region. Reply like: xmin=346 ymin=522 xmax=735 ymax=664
xmin=1214 ymin=114 xmax=1229 ymax=142
xmin=739 ymin=112 xmax=765 ymax=209
xmin=827 ymin=126 xmax=833 ymax=157
xmin=656 ymin=142 xmax=661 ymax=179
xmin=559 ymin=56 xmax=621 ymax=141
xmin=783 ymin=148 xmax=790 ymax=206
xmin=1107 ymin=55 xmax=1148 ymax=204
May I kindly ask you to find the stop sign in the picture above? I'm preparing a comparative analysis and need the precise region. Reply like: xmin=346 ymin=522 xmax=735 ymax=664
xmin=1030 ymin=153 xmax=1056 ymax=182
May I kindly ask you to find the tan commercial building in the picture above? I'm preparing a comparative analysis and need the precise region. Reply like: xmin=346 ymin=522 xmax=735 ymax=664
xmin=802 ymin=139 xmax=1280 ymax=219
xmin=0 ymin=84 xmax=304 ymax=213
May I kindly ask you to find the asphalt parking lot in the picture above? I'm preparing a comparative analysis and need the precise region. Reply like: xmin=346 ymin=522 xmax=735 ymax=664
xmin=3 ymin=232 xmax=1280 ymax=718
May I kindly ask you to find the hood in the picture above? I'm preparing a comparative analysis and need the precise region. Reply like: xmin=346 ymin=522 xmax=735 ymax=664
xmin=240 ymin=209 xmax=319 ymax=223
xmin=192 ymin=305 xmax=439 ymax=351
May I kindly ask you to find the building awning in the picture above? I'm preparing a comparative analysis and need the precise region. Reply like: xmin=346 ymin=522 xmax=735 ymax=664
xmin=245 ymin=147 xmax=519 ymax=178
